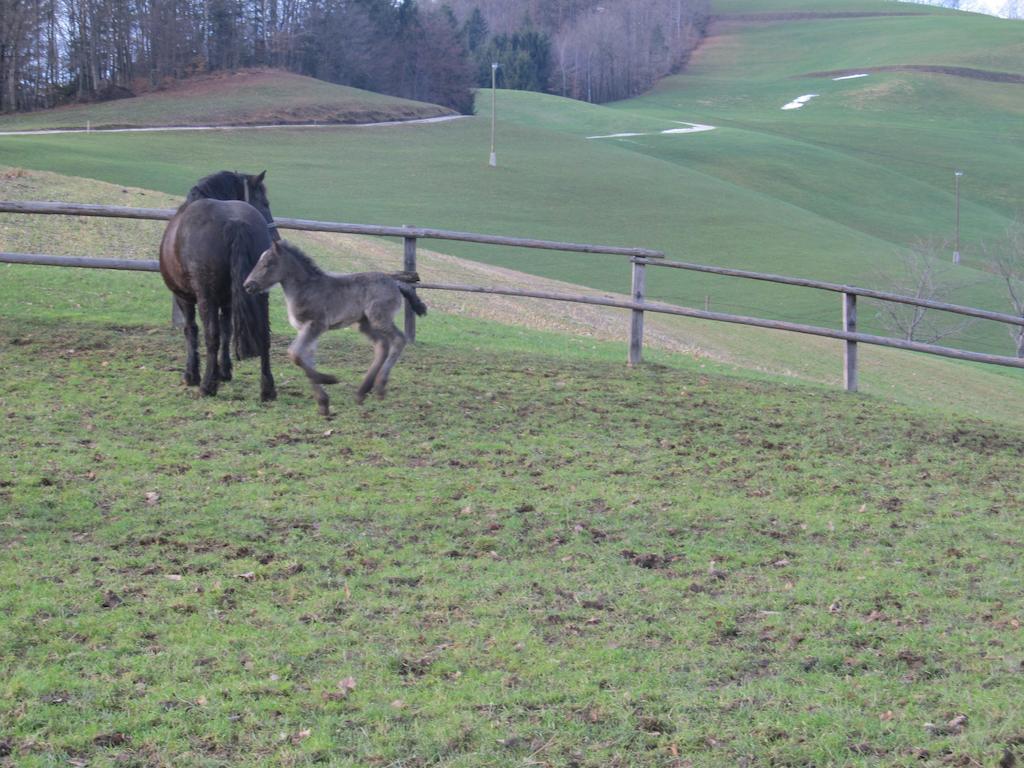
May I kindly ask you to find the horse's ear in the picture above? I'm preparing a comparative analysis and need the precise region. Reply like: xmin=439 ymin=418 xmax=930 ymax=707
xmin=255 ymin=170 xmax=266 ymax=185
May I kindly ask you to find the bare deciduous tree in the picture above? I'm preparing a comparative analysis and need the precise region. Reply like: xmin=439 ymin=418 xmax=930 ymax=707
xmin=1 ymin=0 xmax=478 ymax=113
xmin=873 ymin=239 xmax=977 ymax=344
xmin=552 ymin=0 xmax=708 ymax=102
xmin=986 ymin=216 xmax=1024 ymax=356
xmin=447 ymin=0 xmax=708 ymax=102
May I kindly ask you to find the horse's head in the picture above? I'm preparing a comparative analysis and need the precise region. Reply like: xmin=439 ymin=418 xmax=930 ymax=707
xmin=244 ymin=171 xmax=279 ymax=240
xmin=187 ymin=170 xmax=280 ymax=241
xmin=244 ymin=241 xmax=284 ymax=294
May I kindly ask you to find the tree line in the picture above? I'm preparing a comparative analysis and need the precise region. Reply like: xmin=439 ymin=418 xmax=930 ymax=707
xmin=451 ymin=0 xmax=710 ymax=103
xmin=0 ymin=0 xmax=708 ymax=114
xmin=0 ymin=0 xmax=477 ymax=113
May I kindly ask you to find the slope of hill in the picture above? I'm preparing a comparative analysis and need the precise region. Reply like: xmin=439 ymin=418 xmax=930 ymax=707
xmin=613 ymin=1 xmax=1023 ymax=228
xmin=3 ymin=169 xmax=1024 ymax=767
xmin=3 ymin=167 xmax=1024 ymax=428
xmin=0 ymin=70 xmax=454 ymax=132
xmin=1 ymin=2 xmax=1022 ymax=417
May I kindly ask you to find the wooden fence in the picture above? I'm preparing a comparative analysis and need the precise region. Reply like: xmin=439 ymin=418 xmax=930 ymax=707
xmin=2 ymin=200 xmax=1024 ymax=391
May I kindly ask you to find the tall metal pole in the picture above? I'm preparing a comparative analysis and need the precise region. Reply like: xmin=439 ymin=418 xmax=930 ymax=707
xmin=490 ymin=63 xmax=498 ymax=168
xmin=953 ymin=169 xmax=963 ymax=264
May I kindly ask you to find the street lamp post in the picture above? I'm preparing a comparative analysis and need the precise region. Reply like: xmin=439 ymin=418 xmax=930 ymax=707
xmin=490 ymin=62 xmax=498 ymax=168
xmin=953 ymin=169 xmax=964 ymax=264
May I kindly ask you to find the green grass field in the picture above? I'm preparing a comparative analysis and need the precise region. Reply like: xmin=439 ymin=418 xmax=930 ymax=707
xmin=1 ymin=4 xmax=1022 ymax=372
xmin=3 ymin=241 xmax=1024 ymax=767
xmin=3 ymin=167 xmax=1024 ymax=430
xmin=4 ymin=6 xmax=1024 ymax=760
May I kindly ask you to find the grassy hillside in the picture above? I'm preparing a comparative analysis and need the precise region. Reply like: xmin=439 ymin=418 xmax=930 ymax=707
xmin=616 ymin=10 xmax=1024 ymax=226
xmin=3 ymin=200 xmax=1024 ymax=767
xmin=2 ymin=172 xmax=1024 ymax=436
xmin=2 ymin=167 xmax=1023 ymax=427
xmin=1 ymin=2 xmax=1022 ymax=404
xmin=4 ymin=10 xmax=1024 ymax=767
xmin=0 ymin=70 xmax=454 ymax=132
xmin=1 ymin=92 xmax=1020 ymax=359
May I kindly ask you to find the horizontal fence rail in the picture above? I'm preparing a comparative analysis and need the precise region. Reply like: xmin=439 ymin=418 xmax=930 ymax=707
xmin=415 ymin=282 xmax=1024 ymax=370
xmin=635 ymin=257 xmax=1024 ymax=327
xmin=0 ymin=200 xmax=174 ymax=222
xmin=0 ymin=201 xmax=665 ymax=259
xmin=0 ymin=252 xmax=160 ymax=271
xmin=3 ymin=199 xmax=1023 ymax=391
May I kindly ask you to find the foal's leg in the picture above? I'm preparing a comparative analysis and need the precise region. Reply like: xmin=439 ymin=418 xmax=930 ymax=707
xmin=372 ymin=323 xmax=407 ymax=399
xmin=177 ymin=296 xmax=200 ymax=387
xmin=355 ymin=317 xmax=389 ymax=405
xmin=218 ymin=306 xmax=233 ymax=382
xmin=197 ymin=298 xmax=221 ymax=397
xmin=287 ymin=323 xmax=338 ymax=385
xmin=288 ymin=323 xmax=336 ymax=416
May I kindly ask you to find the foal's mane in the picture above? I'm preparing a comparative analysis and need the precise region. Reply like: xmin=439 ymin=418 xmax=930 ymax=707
xmin=279 ymin=241 xmax=326 ymax=277
xmin=185 ymin=170 xmax=247 ymax=204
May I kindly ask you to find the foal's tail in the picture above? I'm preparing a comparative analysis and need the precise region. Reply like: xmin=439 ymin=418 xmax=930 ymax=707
xmin=397 ymin=281 xmax=428 ymax=317
xmin=227 ymin=222 xmax=271 ymax=360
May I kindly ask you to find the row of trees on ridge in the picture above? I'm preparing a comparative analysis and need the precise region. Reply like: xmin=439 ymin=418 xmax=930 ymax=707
xmin=0 ymin=0 xmax=710 ymax=113
xmin=453 ymin=0 xmax=710 ymax=103
xmin=0 ymin=0 xmax=479 ymax=112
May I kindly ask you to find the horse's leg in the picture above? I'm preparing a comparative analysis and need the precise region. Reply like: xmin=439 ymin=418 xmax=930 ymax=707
xmin=259 ymin=344 xmax=276 ymax=402
xmin=197 ymin=298 xmax=221 ymax=397
xmin=355 ymin=317 xmax=388 ymax=405
xmin=177 ymin=296 xmax=200 ymax=387
xmin=218 ymin=306 xmax=233 ymax=382
xmin=287 ymin=323 xmax=337 ymax=385
xmin=372 ymin=322 xmax=407 ymax=399
xmin=288 ymin=323 xmax=334 ymax=416
xmin=258 ymin=295 xmax=276 ymax=402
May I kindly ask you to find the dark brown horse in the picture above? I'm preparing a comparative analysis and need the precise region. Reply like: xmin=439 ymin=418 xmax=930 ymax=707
xmin=159 ymin=170 xmax=278 ymax=401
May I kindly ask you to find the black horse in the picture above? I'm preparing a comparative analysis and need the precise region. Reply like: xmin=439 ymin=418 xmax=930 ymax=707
xmin=159 ymin=170 xmax=278 ymax=401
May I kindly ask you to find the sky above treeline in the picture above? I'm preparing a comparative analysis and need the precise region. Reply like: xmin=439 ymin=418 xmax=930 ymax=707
xmin=898 ymin=0 xmax=1021 ymax=18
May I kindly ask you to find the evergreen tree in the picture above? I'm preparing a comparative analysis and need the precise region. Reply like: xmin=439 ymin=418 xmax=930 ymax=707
xmin=462 ymin=6 xmax=488 ymax=53
xmin=478 ymin=27 xmax=551 ymax=92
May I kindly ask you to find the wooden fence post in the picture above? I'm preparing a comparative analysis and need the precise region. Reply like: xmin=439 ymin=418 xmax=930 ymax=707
xmin=843 ymin=292 xmax=858 ymax=392
xmin=629 ymin=257 xmax=646 ymax=366
xmin=403 ymin=227 xmax=418 ymax=343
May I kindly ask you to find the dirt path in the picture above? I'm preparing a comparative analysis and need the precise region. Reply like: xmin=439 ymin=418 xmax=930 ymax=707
xmin=0 ymin=114 xmax=466 ymax=137
xmin=710 ymin=11 xmax=927 ymax=22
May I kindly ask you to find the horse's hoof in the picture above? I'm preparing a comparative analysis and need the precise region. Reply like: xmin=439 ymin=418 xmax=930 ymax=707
xmin=261 ymin=388 xmax=277 ymax=402
xmin=200 ymin=383 xmax=218 ymax=397
xmin=183 ymin=373 xmax=200 ymax=386
xmin=219 ymin=370 xmax=233 ymax=382
xmin=319 ymin=405 xmax=331 ymax=417
xmin=354 ymin=392 xmax=367 ymax=405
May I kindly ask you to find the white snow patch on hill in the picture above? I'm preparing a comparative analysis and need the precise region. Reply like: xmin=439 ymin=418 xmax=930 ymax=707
xmin=587 ymin=121 xmax=715 ymax=140
xmin=782 ymin=94 xmax=818 ymax=110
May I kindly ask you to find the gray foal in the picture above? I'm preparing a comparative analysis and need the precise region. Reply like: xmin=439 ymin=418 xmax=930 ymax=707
xmin=243 ymin=240 xmax=427 ymax=416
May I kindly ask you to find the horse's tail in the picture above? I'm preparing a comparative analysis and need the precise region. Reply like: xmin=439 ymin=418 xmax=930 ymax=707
xmin=397 ymin=281 xmax=428 ymax=317
xmin=227 ymin=222 xmax=271 ymax=361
